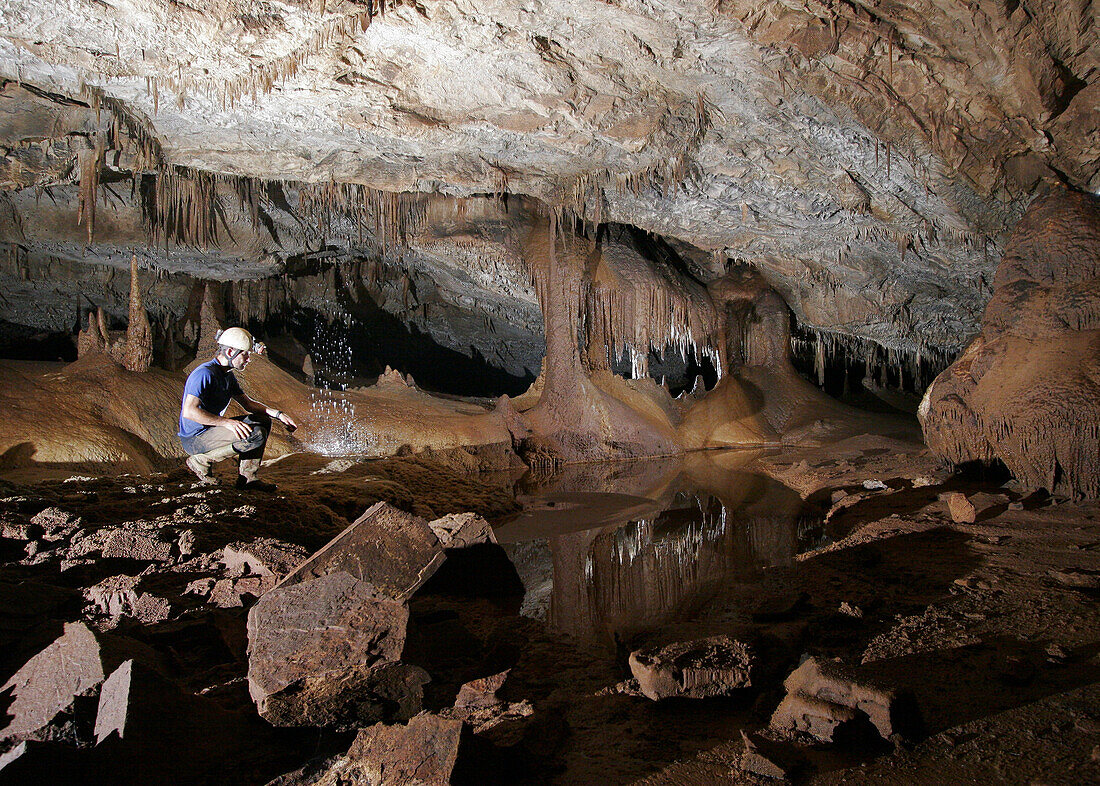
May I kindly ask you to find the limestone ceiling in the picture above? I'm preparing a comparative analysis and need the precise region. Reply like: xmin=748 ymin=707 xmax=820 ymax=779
xmin=0 ymin=0 xmax=1097 ymax=355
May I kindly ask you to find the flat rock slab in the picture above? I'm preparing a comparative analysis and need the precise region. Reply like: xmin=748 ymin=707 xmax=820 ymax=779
xmin=101 ymin=529 xmax=173 ymax=562
xmin=628 ymin=636 xmax=756 ymax=700
xmin=279 ymin=502 xmax=444 ymax=602
xmin=247 ymin=571 xmax=415 ymax=728
xmin=0 ymin=622 xmax=144 ymax=739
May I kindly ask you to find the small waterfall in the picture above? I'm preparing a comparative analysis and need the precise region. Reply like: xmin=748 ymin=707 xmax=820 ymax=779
xmin=302 ymin=314 xmax=369 ymax=456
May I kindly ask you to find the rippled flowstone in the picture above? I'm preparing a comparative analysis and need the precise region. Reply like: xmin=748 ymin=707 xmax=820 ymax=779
xmin=279 ymin=502 xmax=445 ymax=602
xmin=770 ymin=657 xmax=919 ymax=743
xmin=920 ymin=189 xmax=1100 ymax=499
xmin=628 ymin=636 xmax=756 ymax=700
xmin=247 ymin=571 xmax=426 ymax=729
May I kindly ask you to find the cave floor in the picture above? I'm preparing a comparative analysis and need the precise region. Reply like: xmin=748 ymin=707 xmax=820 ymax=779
xmin=1 ymin=437 xmax=1098 ymax=784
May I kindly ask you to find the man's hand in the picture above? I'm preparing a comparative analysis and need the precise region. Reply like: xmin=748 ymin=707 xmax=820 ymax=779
xmin=278 ymin=412 xmax=300 ymax=433
xmin=223 ymin=418 xmax=253 ymax=441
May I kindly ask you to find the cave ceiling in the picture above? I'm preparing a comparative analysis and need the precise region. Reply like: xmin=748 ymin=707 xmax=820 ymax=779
xmin=0 ymin=0 xmax=1097 ymax=358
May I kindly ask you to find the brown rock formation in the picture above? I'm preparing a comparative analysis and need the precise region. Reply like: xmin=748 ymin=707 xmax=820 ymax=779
xmin=277 ymin=501 xmax=445 ymax=602
xmin=920 ymin=189 xmax=1100 ymax=498
xmin=75 ymin=258 xmax=152 ymax=372
xmin=246 ymin=570 xmax=425 ymax=728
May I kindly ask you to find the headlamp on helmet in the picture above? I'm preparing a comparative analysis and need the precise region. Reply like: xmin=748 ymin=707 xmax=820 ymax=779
xmin=215 ymin=327 xmax=264 ymax=357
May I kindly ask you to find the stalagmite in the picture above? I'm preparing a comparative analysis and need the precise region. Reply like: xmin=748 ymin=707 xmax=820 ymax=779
xmin=120 ymin=257 xmax=153 ymax=373
xmin=77 ymin=307 xmax=108 ymax=358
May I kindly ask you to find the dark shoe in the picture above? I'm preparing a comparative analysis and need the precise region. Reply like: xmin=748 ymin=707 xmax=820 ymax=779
xmin=236 ymin=475 xmax=277 ymax=492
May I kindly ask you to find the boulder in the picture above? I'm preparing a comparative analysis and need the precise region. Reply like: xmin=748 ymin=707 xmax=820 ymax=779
xmin=628 ymin=636 xmax=756 ymax=700
xmin=247 ymin=571 xmax=422 ymax=728
xmin=83 ymin=575 xmax=171 ymax=623
xmin=770 ymin=692 xmax=862 ymax=743
xmin=258 ymin=661 xmax=430 ymax=730
xmin=769 ymin=657 xmax=918 ymax=742
xmin=29 ymin=507 xmax=81 ymax=541
xmin=428 ymin=512 xmax=497 ymax=549
xmin=0 ymin=622 xmax=150 ymax=739
xmin=279 ymin=502 xmax=445 ymax=603
xmin=1 ymin=518 xmax=40 ymax=541
xmin=455 ymin=670 xmax=509 ymax=709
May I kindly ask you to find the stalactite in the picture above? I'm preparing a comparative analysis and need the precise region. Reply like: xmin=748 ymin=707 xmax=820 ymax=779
xmin=76 ymin=145 xmax=100 ymax=244
xmin=790 ymin=321 xmax=953 ymax=395
xmin=581 ymin=261 xmax=718 ymax=384
xmin=298 ymin=181 xmax=428 ymax=255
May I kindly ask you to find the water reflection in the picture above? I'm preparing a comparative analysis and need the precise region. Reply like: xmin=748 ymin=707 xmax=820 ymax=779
xmin=495 ymin=450 xmax=822 ymax=649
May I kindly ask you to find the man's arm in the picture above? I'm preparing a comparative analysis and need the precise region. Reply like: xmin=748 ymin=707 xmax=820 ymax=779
xmin=182 ymin=394 xmax=253 ymax=441
xmin=233 ymin=394 xmax=300 ymax=430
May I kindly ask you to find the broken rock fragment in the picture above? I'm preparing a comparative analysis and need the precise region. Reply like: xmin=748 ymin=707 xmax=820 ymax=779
xmin=628 ymin=635 xmax=756 ymax=700
xmin=455 ymin=670 xmax=510 ymax=709
xmin=101 ymin=528 xmax=174 ymax=561
xmin=279 ymin=501 xmax=445 ymax=602
xmin=0 ymin=622 xmax=146 ymax=739
xmin=769 ymin=657 xmax=918 ymax=743
xmin=940 ymin=492 xmax=977 ymax=524
xmin=428 ymin=512 xmax=498 ymax=549
xmin=247 ymin=571 xmax=421 ymax=728
xmin=29 ymin=507 xmax=82 ymax=540
xmin=736 ymin=730 xmax=800 ymax=781
xmin=84 ymin=575 xmax=172 ymax=623
xmin=222 ymin=538 xmax=309 ymax=579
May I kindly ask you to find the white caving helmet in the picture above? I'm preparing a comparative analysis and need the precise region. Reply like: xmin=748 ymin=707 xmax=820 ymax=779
xmin=216 ymin=327 xmax=265 ymax=356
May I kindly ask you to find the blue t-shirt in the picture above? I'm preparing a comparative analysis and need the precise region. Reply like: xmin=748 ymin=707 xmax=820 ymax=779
xmin=178 ymin=360 xmax=244 ymax=438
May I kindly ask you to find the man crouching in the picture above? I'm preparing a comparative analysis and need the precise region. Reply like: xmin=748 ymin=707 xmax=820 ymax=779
xmin=178 ymin=327 xmax=299 ymax=491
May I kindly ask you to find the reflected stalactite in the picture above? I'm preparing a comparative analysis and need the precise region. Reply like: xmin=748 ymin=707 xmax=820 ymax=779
xmin=532 ymin=455 xmax=812 ymax=648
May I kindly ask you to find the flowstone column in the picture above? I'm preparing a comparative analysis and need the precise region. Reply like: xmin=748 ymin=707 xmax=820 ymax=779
xmin=515 ymin=213 xmax=678 ymax=466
